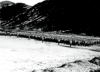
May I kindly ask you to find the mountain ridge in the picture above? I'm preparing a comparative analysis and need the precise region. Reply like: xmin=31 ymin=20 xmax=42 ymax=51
xmin=0 ymin=1 xmax=15 ymax=9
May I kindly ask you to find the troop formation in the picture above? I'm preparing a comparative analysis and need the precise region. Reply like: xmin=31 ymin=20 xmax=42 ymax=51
xmin=0 ymin=31 xmax=100 ymax=47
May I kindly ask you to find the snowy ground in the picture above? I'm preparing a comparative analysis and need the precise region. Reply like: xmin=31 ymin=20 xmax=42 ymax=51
xmin=0 ymin=36 xmax=100 ymax=72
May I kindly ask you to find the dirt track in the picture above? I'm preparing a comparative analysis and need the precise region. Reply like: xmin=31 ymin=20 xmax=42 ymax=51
xmin=0 ymin=36 xmax=100 ymax=72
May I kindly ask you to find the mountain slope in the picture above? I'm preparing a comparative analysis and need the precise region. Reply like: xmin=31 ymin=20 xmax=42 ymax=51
xmin=0 ymin=1 xmax=31 ymax=28
xmin=1 ymin=0 xmax=67 ymax=31
xmin=0 ymin=0 xmax=100 ymax=36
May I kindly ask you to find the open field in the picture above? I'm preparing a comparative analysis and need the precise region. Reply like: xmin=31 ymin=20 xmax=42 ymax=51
xmin=0 ymin=35 xmax=100 ymax=72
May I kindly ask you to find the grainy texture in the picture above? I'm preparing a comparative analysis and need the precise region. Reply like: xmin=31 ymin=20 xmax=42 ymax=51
xmin=0 ymin=36 xmax=100 ymax=72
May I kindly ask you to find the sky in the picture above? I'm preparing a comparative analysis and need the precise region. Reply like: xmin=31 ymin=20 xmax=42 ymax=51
xmin=0 ymin=0 xmax=45 ymax=5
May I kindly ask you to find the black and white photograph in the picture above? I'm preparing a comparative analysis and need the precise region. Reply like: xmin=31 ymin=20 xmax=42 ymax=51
xmin=0 ymin=0 xmax=100 ymax=72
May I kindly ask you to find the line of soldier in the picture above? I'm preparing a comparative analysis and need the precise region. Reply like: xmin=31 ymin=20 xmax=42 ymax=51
xmin=3 ymin=32 xmax=100 ymax=47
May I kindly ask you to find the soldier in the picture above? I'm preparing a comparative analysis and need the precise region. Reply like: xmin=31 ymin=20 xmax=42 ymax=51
xmin=58 ymin=39 xmax=60 ymax=45
xmin=28 ymin=35 xmax=31 ymax=40
xmin=42 ymin=37 xmax=45 ymax=43
xmin=4 ymin=32 xmax=7 ymax=36
xmin=70 ymin=40 xmax=72 ymax=47
xmin=77 ymin=40 xmax=81 ymax=46
xmin=9 ymin=33 xmax=11 ymax=36
xmin=17 ymin=33 xmax=19 ymax=38
xmin=74 ymin=40 xmax=78 ymax=46
xmin=81 ymin=40 xmax=85 ymax=46
xmin=32 ymin=35 xmax=35 ymax=38
xmin=72 ymin=40 xmax=75 ymax=46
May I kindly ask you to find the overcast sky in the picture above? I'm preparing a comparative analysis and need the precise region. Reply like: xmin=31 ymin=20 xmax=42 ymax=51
xmin=0 ymin=0 xmax=45 ymax=5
